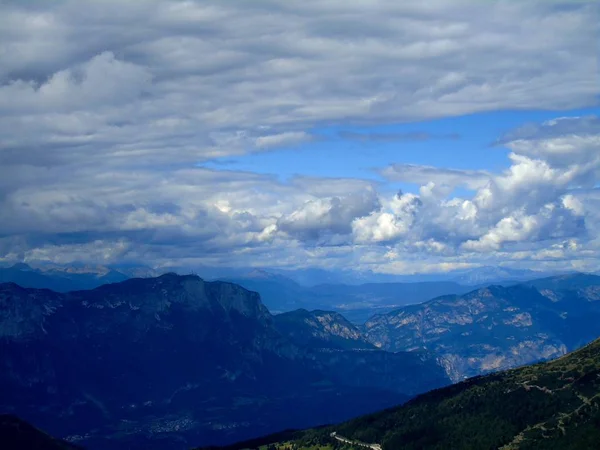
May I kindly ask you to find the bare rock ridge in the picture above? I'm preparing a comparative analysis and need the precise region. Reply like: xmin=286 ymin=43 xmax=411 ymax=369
xmin=363 ymin=274 xmax=600 ymax=381
xmin=273 ymin=309 xmax=374 ymax=350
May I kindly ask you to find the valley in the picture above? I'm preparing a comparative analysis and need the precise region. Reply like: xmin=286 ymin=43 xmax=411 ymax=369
xmin=2 ymin=271 xmax=600 ymax=449
xmin=204 ymin=335 xmax=600 ymax=449
xmin=0 ymin=274 xmax=447 ymax=449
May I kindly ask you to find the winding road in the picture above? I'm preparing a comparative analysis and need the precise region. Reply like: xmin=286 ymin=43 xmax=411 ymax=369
xmin=330 ymin=431 xmax=382 ymax=450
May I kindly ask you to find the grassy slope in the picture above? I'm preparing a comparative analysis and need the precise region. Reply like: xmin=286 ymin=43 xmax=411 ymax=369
xmin=211 ymin=337 xmax=600 ymax=450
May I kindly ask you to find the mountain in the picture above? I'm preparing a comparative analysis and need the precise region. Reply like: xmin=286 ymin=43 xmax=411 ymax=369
xmin=0 ymin=263 xmax=129 ymax=292
xmin=0 ymin=415 xmax=82 ymax=450
xmin=273 ymin=309 xmax=448 ymax=397
xmin=222 ymin=272 xmax=471 ymax=322
xmin=523 ymin=272 xmax=600 ymax=292
xmin=307 ymin=281 xmax=472 ymax=323
xmin=0 ymin=274 xmax=448 ymax=449
xmin=239 ymin=335 xmax=600 ymax=450
xmin=364 ymin=274 xmax=600 ymax=381
xmin=219 ymin=271 xmax=306 ymax=314
xmin=450 ymin=266 xmax=550 ymax=286
xmin=273 ymin=309 xmax=374 ymax=350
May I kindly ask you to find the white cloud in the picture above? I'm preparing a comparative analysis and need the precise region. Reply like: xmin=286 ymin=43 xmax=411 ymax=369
xmin=381 ymin=164 xmax=490 ymax=191
xmin=356 ymin=116 xmax=598 ymax=266
xmin=0 ymin=1 xmax=599 ymax=274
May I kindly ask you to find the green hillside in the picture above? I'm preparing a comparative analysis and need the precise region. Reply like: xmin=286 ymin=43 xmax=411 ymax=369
xmin=212 ymin=336 xmax=600 ymax=450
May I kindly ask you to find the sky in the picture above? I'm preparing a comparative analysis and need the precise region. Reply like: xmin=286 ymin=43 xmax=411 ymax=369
xmin=0 ymin=0 xmax=599 ymax=276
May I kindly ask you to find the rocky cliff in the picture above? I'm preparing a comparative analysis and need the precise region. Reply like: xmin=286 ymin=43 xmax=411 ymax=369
xmin=364 ymin=275 xmax=600 ymax=381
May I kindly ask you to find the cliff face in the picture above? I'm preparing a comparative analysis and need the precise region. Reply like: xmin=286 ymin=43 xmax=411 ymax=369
xmin=273 ymin=309 xmax=374 ymax=350
xmin=364 ymin=277 xmax=600 ymax=382
xmin=0 ymin=274 xmax=448 ymax=449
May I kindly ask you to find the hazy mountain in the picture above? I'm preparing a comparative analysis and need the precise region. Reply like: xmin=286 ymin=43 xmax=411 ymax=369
xmin=522 ymin=272 xmax=600 ymax=292
xmin=307 ymin=282 xmax=472 ymax=323
xmin=242 ymin=335 xmax=600 ymax=450
xmin=219 ymin=270 xmax=306 ymax=314
xmin=0 ymin=415 xmax=82 ymax=450
xmin=223 ymin=272 xmax=471 ymax=322
xmin=450 ymin=266 xmax=551 ymax=286
xmin=266 ymin=266 xmax=569 ymax=287
xmin=363 ymin=274 xmax=600 ymax=381
xmin=0 ymin=263 xmax=129 ymax=292
xmin=0 ymin=274 xmax=448 ymax=449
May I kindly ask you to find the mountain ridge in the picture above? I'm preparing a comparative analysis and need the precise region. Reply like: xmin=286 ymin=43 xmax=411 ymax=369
xmin=209 ymin=335 xmax=600 ymax=449
xmin=0 ymin=274 xmax=448 ymax=449
xmin=363 ymin=274 xmax=600 ymax=381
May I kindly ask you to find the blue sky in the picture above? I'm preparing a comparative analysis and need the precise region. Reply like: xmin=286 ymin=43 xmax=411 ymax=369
xmin=0 ymin=0 xmax=599 ymax=276
xmin=202 ymin=106 xmax=600 ymax=200
xmin=203 ymin=108 xmax=600 ymax=183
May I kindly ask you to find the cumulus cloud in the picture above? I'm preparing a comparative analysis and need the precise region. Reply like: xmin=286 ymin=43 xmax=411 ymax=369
xmin=356 ymin=116 xmax=599 ymax=268
xmin=276 ymin=188 xmax=381 ymax=243
xmin=381 ymin=164 xmax=491 ymax=191
xmin=0 ymin=0 xmax=599 ymax=274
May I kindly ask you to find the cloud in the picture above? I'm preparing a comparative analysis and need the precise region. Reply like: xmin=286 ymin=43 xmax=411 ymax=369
xmin=1 ymin=0 xmax=597 ymax=168
xmin=355 ymin=116 xmax=599 ymax=264
xmin=0 ymin=1 xmax=599 ymax=274
xmin=276 ymin=188 xmax=381 ymax=243
xmin=380 ymin=164 xmax=491 ymax=191
xmin=496 ymin=116 xmax=600 ymax=183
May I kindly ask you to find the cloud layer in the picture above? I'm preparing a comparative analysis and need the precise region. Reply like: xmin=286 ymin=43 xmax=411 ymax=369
xmin=0 ymin=0 xmax=598 ymax=274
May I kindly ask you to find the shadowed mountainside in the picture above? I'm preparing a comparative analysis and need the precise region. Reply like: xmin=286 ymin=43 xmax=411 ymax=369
xmin=0 ymin=274 xmax=448 ymax=450
xmin=204 ymin=335 xmax=600 ymax=449
xmin=0 ymin=415 xmax=82 ymax=450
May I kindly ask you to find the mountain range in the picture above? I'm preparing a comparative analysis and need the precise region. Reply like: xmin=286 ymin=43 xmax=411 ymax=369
xmin=247 ymin=334 xmax=600 ymax=450
xmin=0 ymin=274 xmax=448 ymax=449
xmin=0 ymin=263 xmax=562 ymax=323
xmin=3 ymin=270 xmax=600 ymax=449
xmin=0 ymin=263 xmax=162 ymax=292
xmin=363 ymin=273 xmax=600 ymax=381
xmin=221 ymin=270 xmax=473 ymax=321
xmin=7 ymin=334 xmax=600 ymax=450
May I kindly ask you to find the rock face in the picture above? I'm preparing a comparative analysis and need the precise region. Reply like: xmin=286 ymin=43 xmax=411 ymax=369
xmin=274 ymin=309 xmax=374 ymax=350
xmin=0 ymin=274 xmax=449 ymax=450
xmin=364 ymin=274 xmax=600 ymax=382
